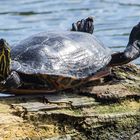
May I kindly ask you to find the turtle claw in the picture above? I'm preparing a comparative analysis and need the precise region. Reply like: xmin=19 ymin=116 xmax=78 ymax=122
xmin=71 ymin=23 xmax=78 ymax=31
xmin=4 ymin=71 xmax=21 ymax=89
xmin=79 ymin=19 xmax=85 ymax=31
xmin=71 ymin=17 xmax=94 ymax=34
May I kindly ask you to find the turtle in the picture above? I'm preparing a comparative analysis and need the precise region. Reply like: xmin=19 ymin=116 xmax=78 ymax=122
xmin=0 ymin=17 xmax=140 ymax=94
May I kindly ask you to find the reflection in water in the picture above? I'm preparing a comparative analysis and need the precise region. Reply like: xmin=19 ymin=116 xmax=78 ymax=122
xmin=0 ymin=0 xmax=140 ymax=64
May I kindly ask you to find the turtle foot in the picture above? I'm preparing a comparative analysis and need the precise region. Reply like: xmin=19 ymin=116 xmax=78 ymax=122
xmin=4 ymin=71 xmax=21 ymax=89
xmin=71 ymin=17 xmax=94 ymax=34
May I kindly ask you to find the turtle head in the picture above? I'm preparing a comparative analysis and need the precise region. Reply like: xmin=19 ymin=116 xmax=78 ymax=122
xmin=0 ymin=39 xmax=10 ymax=81
xmin=124 ymin=22 xmax=140 ymax=61
xmin=128 ymin=22 xmax=140 ymax=45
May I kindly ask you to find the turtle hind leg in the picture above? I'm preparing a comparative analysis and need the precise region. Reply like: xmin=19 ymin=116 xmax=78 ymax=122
xmin=4 ymin=71 xmax=21 ymax=89
xmin=71 ymin=17 xmax=94 ymax=34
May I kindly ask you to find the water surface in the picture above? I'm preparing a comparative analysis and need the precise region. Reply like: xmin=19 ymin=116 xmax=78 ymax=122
xmin=0 ymin=0 xmax=140 ymax=64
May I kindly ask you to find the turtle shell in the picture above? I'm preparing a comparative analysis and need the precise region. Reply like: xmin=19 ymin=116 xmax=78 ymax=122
xmin=11 ymin=31 xmax=111 ymax=79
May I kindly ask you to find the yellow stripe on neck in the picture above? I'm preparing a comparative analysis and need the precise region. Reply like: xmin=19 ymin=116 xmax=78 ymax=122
xmin=0 ymin=48 xmax=10 ymax=80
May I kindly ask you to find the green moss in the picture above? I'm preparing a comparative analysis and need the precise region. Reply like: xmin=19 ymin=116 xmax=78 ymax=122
xmin=116 ymin=117 xmax=139 ymax=129
xmin=47 ymin=108 xmax=83 ymax=117
xmin=94 ymin=100 xmax=140 ymax=114
xmin=126 ymin=84 xmax=140 ymax=93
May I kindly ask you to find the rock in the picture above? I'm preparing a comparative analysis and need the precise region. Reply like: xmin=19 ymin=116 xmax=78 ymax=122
xmin=0 ymin=64 xmax=139 ymax=139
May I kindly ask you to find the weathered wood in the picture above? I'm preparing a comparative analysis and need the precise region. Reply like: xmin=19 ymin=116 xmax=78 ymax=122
xmin=0 ymin=64 xmax=139 ymax=140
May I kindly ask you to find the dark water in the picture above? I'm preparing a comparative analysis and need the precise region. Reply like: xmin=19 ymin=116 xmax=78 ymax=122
xmin=0 ymin=0 xmax=140 ymax=64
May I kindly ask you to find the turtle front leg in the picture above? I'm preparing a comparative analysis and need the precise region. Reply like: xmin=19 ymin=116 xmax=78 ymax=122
xmin=71 ymin=17 xmax=94 ymax=34
xmin=4 ymin=71 xmax=21 ymax=89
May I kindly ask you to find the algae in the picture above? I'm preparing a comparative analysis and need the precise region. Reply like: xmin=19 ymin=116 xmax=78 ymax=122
xmin=0 ymin=64 xmax=139 ymax=139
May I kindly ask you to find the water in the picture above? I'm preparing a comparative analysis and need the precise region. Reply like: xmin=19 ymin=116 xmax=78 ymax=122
xmin=0 ymin=0 xmax=140 ymax=64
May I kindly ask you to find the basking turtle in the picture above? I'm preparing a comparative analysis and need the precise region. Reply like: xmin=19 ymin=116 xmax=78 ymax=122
xmin=0 ymin=17 xmax=140 ymax=94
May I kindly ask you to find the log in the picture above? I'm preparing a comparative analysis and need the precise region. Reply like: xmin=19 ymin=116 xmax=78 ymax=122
xmin=0 ymin=64 xmax=139 ymax=140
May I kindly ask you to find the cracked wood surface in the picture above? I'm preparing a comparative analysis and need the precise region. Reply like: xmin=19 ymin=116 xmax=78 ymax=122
xmin=0 ymin=64 xmax=139 ymax=140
